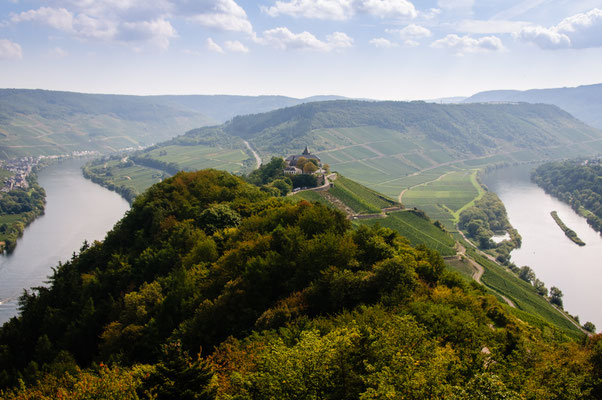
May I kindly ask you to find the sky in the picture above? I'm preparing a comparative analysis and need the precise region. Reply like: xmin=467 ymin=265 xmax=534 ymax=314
xmin=1 ymin=0 xmax=602 ymax=100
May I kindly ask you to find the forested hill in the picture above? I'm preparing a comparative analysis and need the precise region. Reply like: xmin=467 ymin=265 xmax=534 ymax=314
xmin=0 ymin=89 xmax=344 ymax=159
xmin=532 ymin=160 xmax=602 ymax=233
xmin=464 ymin=83 xmax=602 ymax=129
xmin=182 ymin=100 xmax=601 ymax=158
xmin=1 ymin=169 xmax=602 ymax=399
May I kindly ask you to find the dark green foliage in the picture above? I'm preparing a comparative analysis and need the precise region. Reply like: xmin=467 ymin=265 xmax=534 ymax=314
xmin=584 ymin=322 xmax=596 ymax=333
xmin=142 ymin=341 xmax=216 ymax=400
xmin=533 ymin=160 xmax=602 ymax=234
xmin=550 ymin=286 xmax=564 ymax=308
xmin=2 ymin=168 xmax=601 ymax=399
xmin=459 ymin=192 xmax=521 ymax=260
xmin=0 ymin=174 xmax=46 ymax=252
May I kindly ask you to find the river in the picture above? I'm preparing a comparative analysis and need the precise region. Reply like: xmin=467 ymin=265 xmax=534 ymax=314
xmin=0 ymin=158 xmax=130 ymax=324
xmin=482 ymin=165 xmax=602 ymax=331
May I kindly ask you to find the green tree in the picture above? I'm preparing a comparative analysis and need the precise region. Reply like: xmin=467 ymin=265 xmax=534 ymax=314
xmin=550 ymin=286 xmax=564 ymax=308
xmin=142 ymin=341 xmax=216 ymax=400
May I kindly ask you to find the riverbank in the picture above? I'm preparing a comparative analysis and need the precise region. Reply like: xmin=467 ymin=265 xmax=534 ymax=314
xmin=481 ymin=164 xmax=602 ymax=332
xmin=0 ymin=158 xmax=129 ymax=323
xmin=0 ymin=172 xmax=45 ymax=253
xmin=551 ymin=211 xmax=586 ymax=246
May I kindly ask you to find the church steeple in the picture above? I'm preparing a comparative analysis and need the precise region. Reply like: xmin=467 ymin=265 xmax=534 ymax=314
xmin=302 ymin=146 xmax=310 ymax=155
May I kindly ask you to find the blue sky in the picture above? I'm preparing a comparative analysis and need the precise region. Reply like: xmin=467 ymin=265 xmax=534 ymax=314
xmin=1 ymin=0 xmax=602 ymax=99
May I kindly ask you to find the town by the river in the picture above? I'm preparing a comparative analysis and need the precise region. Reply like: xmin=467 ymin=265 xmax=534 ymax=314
xmin=482 ymin=165 xmax=602 ymax=331
xmin=0 ymin=158 xmax=129 ymax=324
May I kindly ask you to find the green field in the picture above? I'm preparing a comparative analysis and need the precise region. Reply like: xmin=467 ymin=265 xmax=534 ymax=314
xmin=328 ymin=175 xmax=397 ymax=214
xmin=401 ymin=170 xmax=483 ymax=231
xmin=356 ymin=210 xmax=456 ymax=256
xmin=84 ymin=160 xmax=167 ymax=197
xmin=145 ymin=144 xmax=249 ymax=172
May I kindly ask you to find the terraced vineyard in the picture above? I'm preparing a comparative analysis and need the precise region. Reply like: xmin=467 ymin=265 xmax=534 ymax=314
xmin=356 ymin=210 xmax=456 ymax=256
xmin=328 ymin=175 xmax=398 ymax=214
xmin=401 ymin=170 xmax=485 ymax=231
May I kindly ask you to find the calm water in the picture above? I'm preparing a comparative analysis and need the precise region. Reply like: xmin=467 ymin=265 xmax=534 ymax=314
xmin=482 ymin=165 xmax=602 ymax=331
xmin=0 ymin=159 xmax=129 ymax=324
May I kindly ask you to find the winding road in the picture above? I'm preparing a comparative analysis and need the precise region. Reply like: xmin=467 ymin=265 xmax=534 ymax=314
xmin=243 ymin=140 xmax=262 ymax=169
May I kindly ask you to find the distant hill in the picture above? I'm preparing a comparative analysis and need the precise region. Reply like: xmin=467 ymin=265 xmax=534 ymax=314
xmin=93 ymin=100 xmax=602 ymax=200
xmin=464 ymin=83 xmax=602 ymax=129
xmin=0 ymin=89 xmax=345 ymax=159
xmin=152 ymin=94 xmax=346 ymax=122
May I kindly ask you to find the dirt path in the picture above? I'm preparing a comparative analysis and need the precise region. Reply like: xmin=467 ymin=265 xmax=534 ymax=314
xmin=243 ymin=140 xmax=261 ymax=169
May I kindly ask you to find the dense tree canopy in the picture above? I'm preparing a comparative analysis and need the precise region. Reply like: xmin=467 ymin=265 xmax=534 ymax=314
xmin=1 ymin=169 xmax=601 ymax=399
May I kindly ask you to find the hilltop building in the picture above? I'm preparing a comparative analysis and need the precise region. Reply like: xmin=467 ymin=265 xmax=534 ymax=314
xmin=285 ymin=146 xmax=321 ymax=168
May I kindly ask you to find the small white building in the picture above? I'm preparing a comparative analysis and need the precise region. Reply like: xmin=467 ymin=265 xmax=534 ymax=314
xmin=284 ymin=166 xmax=302 ymax=175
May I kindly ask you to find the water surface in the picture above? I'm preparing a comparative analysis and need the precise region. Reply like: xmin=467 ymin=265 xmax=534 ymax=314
xmin=0 ymin=159 xmax=129 ymax=324
xmin=482 ymin=165 xmax=602 ymax=331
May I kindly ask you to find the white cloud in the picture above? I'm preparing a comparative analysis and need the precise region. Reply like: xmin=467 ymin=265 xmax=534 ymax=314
xmin=369 ymin=37 xmax=398 ymax=48
xmin=185 ymin=0 xmax=254 ymax=35
xmin=453 ymin=19 xmax=530 ymax=34
xmin=515 ymin=26 xmax=570 ymax=49
xmin=420 ymin=8 xmax=440 ymax=20
xmin=516 ymin=8 xmax=602 ymax=49
xmin=48 ymin=46 xmax=68 ymax=58
xmin=387 ymin=24 xmax=431 ymax=39
xmin=11 ymin=7 xmax=75 ymax=31
xmin=262 ymin=0 xmax=352 ymax=20
xmin=262 ymin=0 xmax=416 ymax=20
xmin=0 ymin=38 xmax=22 ymax=60
xmin=355 ymin=0 xmax=417 ymax=19
xmin=404 ymin=39 xmax=419 ymax=47
xmin=437 ymin=0 xmax=474 ymax=11
xmin=206 ymin=37 xmax=224 ymax=53
xmin=118 ymin=18 xmax=176 ymax=50
xmin=9 ymin=0 xmax=255 ymax=51
xmin=431 ymin=34 xmax=506 ymax=54
xmin=261 ymin=27 xmax=353 ymax=51
xmin=10 ymin=4 xmax=178 ymax=49
xmin=225 ymin=40 xmax=249 ymax=53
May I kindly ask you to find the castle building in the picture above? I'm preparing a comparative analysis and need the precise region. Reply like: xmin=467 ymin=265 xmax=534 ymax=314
xmin=285 ymin=146 xmax=321 ymax=167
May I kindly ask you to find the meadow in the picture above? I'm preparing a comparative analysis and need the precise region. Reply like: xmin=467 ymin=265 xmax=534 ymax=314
xmin=356 ymin=210 xmax=456 ymax=256
xmin=144 ymin=144 xmax=249 ymax=173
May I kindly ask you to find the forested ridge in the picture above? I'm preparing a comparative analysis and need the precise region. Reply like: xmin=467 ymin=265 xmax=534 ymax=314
xmin=532 ymin=160 xmax=602 ymax=234
xmin=1 ymin=169 xmax=602 ymax=399
xmin=184 ymin=100 xmax=601 ymax=158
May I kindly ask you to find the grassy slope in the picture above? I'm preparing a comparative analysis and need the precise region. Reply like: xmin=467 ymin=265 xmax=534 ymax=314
xmin=328 ymin=175 xmax=397 ymax=214
xmin=356 ymin=210 xmax=456 ymax=256
xmin=464 ymin=244 xmax=582 ymax=338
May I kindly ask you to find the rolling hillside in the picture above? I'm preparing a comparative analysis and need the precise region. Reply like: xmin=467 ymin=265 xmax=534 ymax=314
xmin=464 ymin=82 xmax=602 ymax=129
xmin=0 ymin=89 xmax=344 ymax=159
xmin=99 ymin=100 xmax=602 ymax=201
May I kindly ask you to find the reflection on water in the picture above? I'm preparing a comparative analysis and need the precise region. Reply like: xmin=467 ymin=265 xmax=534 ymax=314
xmin=0 ymin=159 xmax=129 ymax=324
xmin=482 ymin=165 xmax=602 ymax=331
